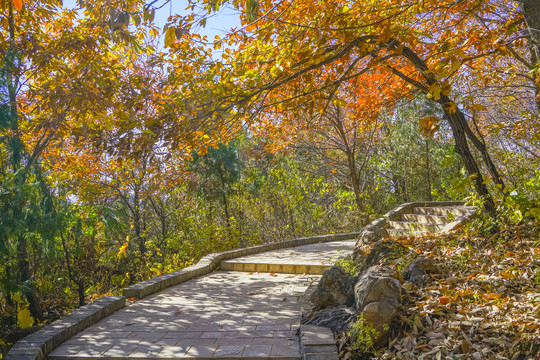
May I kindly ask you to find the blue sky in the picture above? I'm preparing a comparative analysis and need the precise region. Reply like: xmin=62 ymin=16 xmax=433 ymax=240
xmin=62 ymin=0 xmax=242 ymax=43
xmin=155 ymin=1 xmax=242 ymax=40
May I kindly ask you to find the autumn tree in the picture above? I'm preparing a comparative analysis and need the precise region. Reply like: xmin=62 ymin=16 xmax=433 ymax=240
xmin=1 ymin=0 xmax=156 ymax=324
xmin=158 ymin=0 xmax=540 ymax=216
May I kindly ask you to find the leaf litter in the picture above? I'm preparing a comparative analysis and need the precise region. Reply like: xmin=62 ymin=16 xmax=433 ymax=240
xmin=348 ymin=221 xmax=540 ymax=359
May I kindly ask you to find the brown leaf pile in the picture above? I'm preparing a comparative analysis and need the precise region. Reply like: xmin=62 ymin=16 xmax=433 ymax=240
xmin=375 ymin=221 xmax=540 ymax=360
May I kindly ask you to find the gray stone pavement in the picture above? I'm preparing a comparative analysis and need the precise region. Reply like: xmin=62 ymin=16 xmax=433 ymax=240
xmin=48 ymin=239 xmax=356 ymax=359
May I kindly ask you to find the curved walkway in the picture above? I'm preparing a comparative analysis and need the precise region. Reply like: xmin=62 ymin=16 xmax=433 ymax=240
xmin=48 ymin=239 xmax=356 ymax=359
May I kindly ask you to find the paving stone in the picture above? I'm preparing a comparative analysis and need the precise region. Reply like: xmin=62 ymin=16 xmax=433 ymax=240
xmin=213 ymin=345 xmax=245 ymax=358
xmin=156 ymin=345 xmax=191 ymax=358
xmin=74 ymin=345 xmax=113 ymax=357
xmin=183 ymin=344 xmax=218 ymax=358
xmin=269 ymin=344 xmax=299 ymax=359
xmin=155 ymin=337 xmax=183 ymax=346
xmin=214 ymin=338 xmax=252 ymax=346
xmin=301 ymin=331 xmax=335 ymax=346
xmin=303 ymin=345 xmax=337 ymax=354
xmin=129 ymin=344 xmax=164 ymax=358
xmin=237 ymin=331 xmax=275 ymax=338
xmin=200 ymin=331 xmax=237 ymax=339
xmin=256 ymin=324 xmax=291 ymax=331
xmin=242 ymin=345 xmax=272 ymax=358
xmin=101 ymin=343 xmax=140 ymax=358
xmin=48 ymin=345 xmax=86 ymax=358
xmin=163 ymin=331 xmax=203 ymax=339
xmin=251 ymin=338 xmax=295 ymax=346
xmin=303 ymin=353 xmax=339 ymax=360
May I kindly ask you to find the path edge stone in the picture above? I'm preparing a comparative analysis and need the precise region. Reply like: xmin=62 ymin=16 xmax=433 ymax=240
xmin=123 ymin=232 xmax=361 ymax=299
xmin=299 ymin=325 xmax=338 ymax=360
xmin=5 ymin=296 xmax=126 ymax=360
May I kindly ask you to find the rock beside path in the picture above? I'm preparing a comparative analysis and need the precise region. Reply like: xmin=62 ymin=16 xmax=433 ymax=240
xmin=303 ymin=305 xmax=356 ymax=333
xmin=354 ymin=266 xmax=402 ymax=339
xmin=310 ymin=266 xmax=355 ymax=310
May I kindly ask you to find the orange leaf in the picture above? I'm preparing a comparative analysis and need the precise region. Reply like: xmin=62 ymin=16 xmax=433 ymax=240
xmin=439 ymin=297 xmax=450 ymax=305
xmin=13 ymin=0 xmax=22 ymax=11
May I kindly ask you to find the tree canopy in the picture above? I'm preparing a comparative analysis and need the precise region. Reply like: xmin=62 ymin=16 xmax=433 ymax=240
xmin=1 ymin=0 xmax=539 ymax=352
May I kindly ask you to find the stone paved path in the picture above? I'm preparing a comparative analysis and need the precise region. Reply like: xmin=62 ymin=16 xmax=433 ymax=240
xmin=220 ymin=240 xmax=356 ymax=274
xmin=48 ymin=239 xmax=356 ymax=359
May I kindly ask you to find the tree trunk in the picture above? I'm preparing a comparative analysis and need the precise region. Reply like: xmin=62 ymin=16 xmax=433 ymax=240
xmin=60 ymin=232 xmax=86 ymax=307
xmin=17 ymin=236 xmax=43 ymax=321
xmin=217 ymin=165 xmax=233 ymax=239
xmin=425 ymin=138 xmax=433 ymax=201
xmin=76 ymin=278 xmax=85 ymax=307
xmin=520 ymin=1 xmax=540 ymax=62
xmin=382 ymin=38 xmax=502 ymax=215
xmin=133 ymin=187 xmax=146 ymax=256
xmin=331 ymin=106 xmax=365 ymax=213
xmin=442 ymin=109 xmax=496 ymax=216
xmin=520 ymin=1 xmax=540 ymax=111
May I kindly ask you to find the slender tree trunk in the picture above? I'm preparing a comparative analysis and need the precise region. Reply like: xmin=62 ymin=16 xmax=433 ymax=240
xmin=425 ymin=138 xmax=433 ymax=201
xmin=60 ymin=232 xmax=85 ymax=307
xmin=331 ymin=107 xmax=365 ymax=213
xmin=133 ymin=187 xmax=146 ymax=256
xmin=76 ymin=279 xmax=85 ymax=307
xmin=217 ymin=166 xmax=232 ymax=239
xmin=17 ymin=236 xmax=43 ymax=321
xmin=347 ymin=151 xmax=364 ymax=213
xmin=5 ymin=266 xmax=13 ymax=307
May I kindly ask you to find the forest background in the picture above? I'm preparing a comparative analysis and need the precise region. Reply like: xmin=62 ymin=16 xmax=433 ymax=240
xmin=1 ymin=0 xmax=539 ymax=352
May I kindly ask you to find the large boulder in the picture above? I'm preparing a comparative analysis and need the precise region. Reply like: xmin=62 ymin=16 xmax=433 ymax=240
xmin=354 ymin=266 xmax=402 ymax=339
xmin=310 ymin=266 xmax=355 ymax=310
xmin=355 ymin=225 xmax=389 ymax=247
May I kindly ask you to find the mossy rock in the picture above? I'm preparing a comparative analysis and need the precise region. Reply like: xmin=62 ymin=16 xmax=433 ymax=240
xmin=355 ymin=239 xmax=414 ymax=271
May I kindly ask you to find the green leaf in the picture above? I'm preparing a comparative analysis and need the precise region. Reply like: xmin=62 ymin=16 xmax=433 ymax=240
xmin=530 ymin=208 xmax=540 ymax=219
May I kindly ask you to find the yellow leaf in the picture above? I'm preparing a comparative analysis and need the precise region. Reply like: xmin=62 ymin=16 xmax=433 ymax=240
xmin=427 ymin=83 xmax=442 ymax=101
xmin=444 ymin=101 xmax=457 ymax=114
xmin=333 ymin=98 xmax=347 ymax=107
xmin=164 ymin=27 xmax=176 ymax=48
xmin=17 ymin=308 xmax=34 ymax=329
xmin=473 ymin=104 xmax=487 ymax=111
xmin=419 ymin=116 xmax=440 ymax=137
xmin=13 ymin=0 xmax=23 ymax=11
xmin=117 ymin=242 xmax=128 ymax=259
